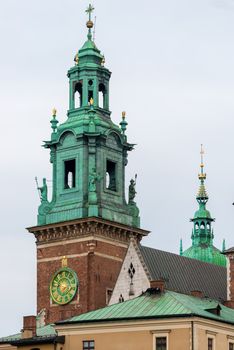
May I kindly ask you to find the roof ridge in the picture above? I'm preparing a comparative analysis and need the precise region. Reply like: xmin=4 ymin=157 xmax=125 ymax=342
xmin=166 ymin=290 xmax=195 ymax=314
xmin=133 ymin=240 xmax=151 ymax=280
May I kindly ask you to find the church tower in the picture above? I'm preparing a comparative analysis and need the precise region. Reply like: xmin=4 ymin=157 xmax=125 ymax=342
xmin=181 ymin=145 xmax=226 ymax=267
xmin=28 ymin=5 xmax=148 ymax=325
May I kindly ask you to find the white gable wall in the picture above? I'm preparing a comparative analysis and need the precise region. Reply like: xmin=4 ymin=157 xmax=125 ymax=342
xmin=109 ymin=240 xmax=150 ymax=305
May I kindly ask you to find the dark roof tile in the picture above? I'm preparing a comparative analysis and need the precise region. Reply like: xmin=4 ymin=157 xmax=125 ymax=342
xmin=140 ymin=245 xmax=226 ymax=301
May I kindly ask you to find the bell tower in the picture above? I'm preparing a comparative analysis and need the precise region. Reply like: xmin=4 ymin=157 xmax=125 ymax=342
xmin=181 ymin=145 xmax=226 ymax=266
xmin=36 ymin=4 xmax=139 ymax=229
xmin=28 ymin=5 xmax=148 ymax=325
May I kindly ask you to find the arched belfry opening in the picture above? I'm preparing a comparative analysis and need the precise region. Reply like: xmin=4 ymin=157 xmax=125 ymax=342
xmin=88 ymin=79 xmax=94 ymax=105
xmin=200 ymin=222 xmax=205 ymax=230
xmin=99 ymin=83 xmax=106 ymax=109
xmin=74 ymin=82 xmax=83 ymax=108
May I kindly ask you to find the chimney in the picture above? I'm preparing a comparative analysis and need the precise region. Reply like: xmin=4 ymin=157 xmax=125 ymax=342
xmin=150 ymin=280 xmax=165 ymax=293
xmin=223 ymin=247 xmax=234 ymax=309
xmin=191 ymin=290 xmax=203 ymax=298
xmin=22 ymin=316 xmax=36 ymax=338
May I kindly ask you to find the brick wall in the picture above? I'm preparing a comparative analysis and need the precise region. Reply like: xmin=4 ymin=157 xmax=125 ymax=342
xmin=37 ymin=235 xmax=128 ymax=324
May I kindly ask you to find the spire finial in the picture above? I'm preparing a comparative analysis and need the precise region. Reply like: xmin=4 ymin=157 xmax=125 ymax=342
xmin=197 ymin=144 xmax=208 ymax=202
xmin=199 ymin=144 xmax=206 ymax=181
xmin=180 ymin=239 xmax=183 ymax=256
xmin=222 ymin=239 xmax=226 ymax=252
xmin=85 ymin=4 xmax=95 ymax=40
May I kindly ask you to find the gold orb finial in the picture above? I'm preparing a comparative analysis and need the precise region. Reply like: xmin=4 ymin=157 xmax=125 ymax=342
xmin=86 ymin=20 xmax=94 ymax=29
xmin=122 ymin=111 xmax=126 ymax=119
xmin=89 ymin=97 xmax=94 ymax=106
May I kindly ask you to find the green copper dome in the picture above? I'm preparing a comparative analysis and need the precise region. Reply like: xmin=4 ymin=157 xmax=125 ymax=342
xmin=194 ymin=204 xmax=211 ymax=220
xmin=181 ymin=146 xmax=226 ymax=267
xmin=183 ymin=245 xmax=226 ymax=267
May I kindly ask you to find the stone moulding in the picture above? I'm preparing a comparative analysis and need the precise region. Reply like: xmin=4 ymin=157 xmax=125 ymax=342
xmin=27 ymin=217 xmax=150 ymax=245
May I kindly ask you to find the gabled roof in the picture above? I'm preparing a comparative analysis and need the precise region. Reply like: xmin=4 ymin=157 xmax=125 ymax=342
xmin=139 ymin=245 xmax=227 ymax=301
xmin=57 ymin=289 xmax=234 ymax=326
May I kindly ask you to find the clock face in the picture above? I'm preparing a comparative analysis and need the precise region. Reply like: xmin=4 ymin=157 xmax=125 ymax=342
xmin=50 ymin=268 xmax=78 ymax=305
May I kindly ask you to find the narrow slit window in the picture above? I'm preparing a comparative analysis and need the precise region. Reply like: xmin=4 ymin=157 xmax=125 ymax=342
xmin=64 ymin=159 xmax=76 ymax=189
xmin=106 ymin=160 xmax=117 ymax=191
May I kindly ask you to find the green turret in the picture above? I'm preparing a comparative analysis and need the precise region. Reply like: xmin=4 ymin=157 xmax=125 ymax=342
xmin=182 ymin=145 xmax=226 ymax=267
xmin=37 ymin=5 xmax=140 ymax=228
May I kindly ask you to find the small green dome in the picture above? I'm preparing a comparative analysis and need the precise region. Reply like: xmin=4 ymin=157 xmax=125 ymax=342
xmin=194 ymin=207 xmax=211 ymax=219
xmin=183 ymin=245 xmax=226 ymax=267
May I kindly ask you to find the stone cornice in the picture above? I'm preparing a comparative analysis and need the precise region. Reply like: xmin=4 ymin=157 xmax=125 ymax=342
xmin=27 ymin=217 xmax=149 ymax=245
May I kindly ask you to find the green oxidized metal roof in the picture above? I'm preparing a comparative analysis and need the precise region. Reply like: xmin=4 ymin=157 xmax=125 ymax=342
xmin=57 ymin=290 xmax=234 ymax=326
xmin=193 ymin=206 xmax=212 ymax=219
xmin=0 ymin=324 xmax=56 ymax=344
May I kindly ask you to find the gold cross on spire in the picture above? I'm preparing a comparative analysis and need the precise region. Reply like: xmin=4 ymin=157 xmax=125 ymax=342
xmin=200 ymin=144 xmax=204 ymax=166
xmin=199 ymin=144 xmax=206 ymax=180
xmin=86 ymin=4 xmax=95 ymax=21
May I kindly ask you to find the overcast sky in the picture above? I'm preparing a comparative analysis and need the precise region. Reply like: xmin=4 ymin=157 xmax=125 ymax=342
xmin=1 ymin=0 xmax=234 ymax=337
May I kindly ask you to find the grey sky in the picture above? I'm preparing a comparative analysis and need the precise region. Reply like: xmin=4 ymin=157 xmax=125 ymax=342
xmin=1 ymin=0 xmax=234 ymax=337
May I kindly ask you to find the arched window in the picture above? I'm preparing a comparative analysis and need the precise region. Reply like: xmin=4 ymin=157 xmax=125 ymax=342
xmin=106 ymin=160 xmax=117 ymax=191
xmin=74 ymin=82 xmax=82 ymax=108
xmin=119 ymin=294 xmax=124 ymax=303
xmin=64 ymin=159 xmax=76 ymax=189
xmin=99 ymin=83 xmax=106 ymax=108
xmin=206 ymin=223 xmax=210 ymax=230
xmin=200 ymin=222 xmax=205 ymax=230
xmin=195 ymin=223 xmax=199 ymax=230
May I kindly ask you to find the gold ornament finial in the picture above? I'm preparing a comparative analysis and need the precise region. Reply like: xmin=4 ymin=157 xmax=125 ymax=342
xmin=200 ymin=144 xmax=204 ymax=166
xmin=52 ymin=108 xmax=57 ymax=117
xmin=75 ymin=53 xmax=79 ymax=65
xmin=89 ymin=97 xmax=94 ymax=106
xmin=86 ymin=4 xmax=94 ymax=28
xmin=62 ymin=256 xmax=68 ymax=268
xmin=122 ymin=111 xmax=126 ymax=119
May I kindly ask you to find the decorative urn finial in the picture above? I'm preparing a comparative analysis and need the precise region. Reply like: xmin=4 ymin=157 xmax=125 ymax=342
xmin=50 ymin=108 xmax=59 ymax=133
xmin=120 ymin=111 xmax=128 ymax=135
